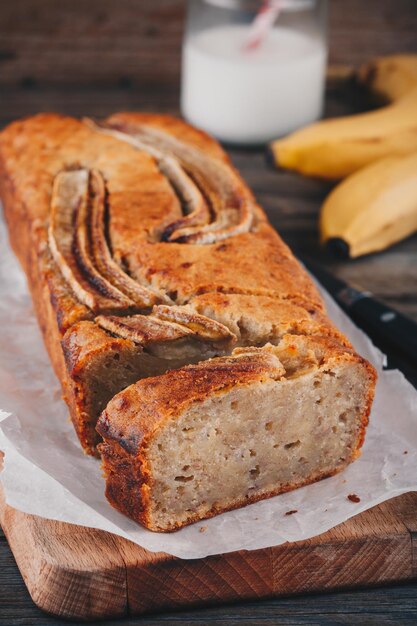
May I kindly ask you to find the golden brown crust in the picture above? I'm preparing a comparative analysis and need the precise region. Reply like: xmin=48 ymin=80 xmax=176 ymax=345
xmin=187 ymin=292 xmax=349 ymax=347
xmin=97 ymin=336 xmax=374 ymax=457
xmin=97 ymin=346 xmax=286 ymax=454
xmin=107 ymin=112 xmax=229 ymax=162
xmin=0 ymin=111 xmax=377 ymax=529
xmin=97 ymin=335 xmax=375 ymax=454
xmin=97 ymin=337 xmax=376 ymax=531
xmin=0 ymin=113 xmax=322 ymax=318
xmin=0 ymin=111 xmax=370 ymax=461
xmin=93 ymin=113 xmax=324 ymax=305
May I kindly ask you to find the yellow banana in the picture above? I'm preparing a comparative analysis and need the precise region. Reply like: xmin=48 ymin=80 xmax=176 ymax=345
xmin=269 ymin=87 xmax=417 ymax=179
xmin=320 ymin=152 xmax=417 ymax=258
xmin=357 ymin=54 xmax=417 ymax=102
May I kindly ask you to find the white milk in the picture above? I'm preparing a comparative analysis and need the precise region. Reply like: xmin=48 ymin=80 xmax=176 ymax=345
xmin=181 ymin=24 xmax=327 ymax=145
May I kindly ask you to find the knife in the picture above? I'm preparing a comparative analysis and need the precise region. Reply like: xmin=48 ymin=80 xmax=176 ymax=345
xmin=301 ymin=257 xmax=417 ymax=381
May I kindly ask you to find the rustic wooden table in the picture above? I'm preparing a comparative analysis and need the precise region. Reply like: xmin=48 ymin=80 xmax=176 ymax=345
xmin=0 ymin=79 xmax=416 ymax=624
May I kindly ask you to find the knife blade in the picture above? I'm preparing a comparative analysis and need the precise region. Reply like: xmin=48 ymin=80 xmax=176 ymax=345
xmin=301 ymin=257 xmax=417 ymax=383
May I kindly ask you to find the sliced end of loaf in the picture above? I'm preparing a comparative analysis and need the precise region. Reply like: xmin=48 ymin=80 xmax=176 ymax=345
xmin=62 ymin=319 xmax=232 ymax=454
xmin=97 ymin=336 xmax=376 ymax=531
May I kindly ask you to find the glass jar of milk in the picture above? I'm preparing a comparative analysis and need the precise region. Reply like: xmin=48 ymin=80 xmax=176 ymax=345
xmin=181 ymin=0 xmax=328 ymax=145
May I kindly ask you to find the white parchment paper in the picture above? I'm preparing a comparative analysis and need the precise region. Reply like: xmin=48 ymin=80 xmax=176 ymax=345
xmin=0 ymin=214 xmax=416 ymax=559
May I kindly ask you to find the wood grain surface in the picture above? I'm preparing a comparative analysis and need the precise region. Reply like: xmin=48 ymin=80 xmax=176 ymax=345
xmin=0 ymin=0 xmax=416 ymax=88
xmin=1 ymin=480 xmax=416 ymax=620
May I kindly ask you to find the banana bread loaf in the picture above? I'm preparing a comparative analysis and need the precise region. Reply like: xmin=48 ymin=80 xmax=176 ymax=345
xmin=97 ymin=337 xmax=375 ymax=532
xmin=0 ymin=112 xmax=376 ymax=530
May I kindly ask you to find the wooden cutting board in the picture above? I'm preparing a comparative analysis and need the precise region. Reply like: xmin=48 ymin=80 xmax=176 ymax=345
xmin=0 ymin=485 xmax=416 ymax=621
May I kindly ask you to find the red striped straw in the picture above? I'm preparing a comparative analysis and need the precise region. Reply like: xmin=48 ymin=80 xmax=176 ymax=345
xmin=243 ymin=0 xmax=282 ymax=51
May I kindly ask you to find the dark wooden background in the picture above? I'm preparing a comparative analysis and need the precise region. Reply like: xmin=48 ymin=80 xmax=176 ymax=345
xmin=0 ymin=1 xmax=417 ymax=624
xmin=1 ymin=0 xmax=417 ymax=88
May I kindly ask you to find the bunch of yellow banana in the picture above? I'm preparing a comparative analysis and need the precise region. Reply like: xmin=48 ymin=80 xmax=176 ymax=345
xmin=269 ymin=55 xmax=417 ymax=258
xmin=320 ymin=153 xmax=417 ymax=258
xmin=357 ymin=54 xmax=417 ymax=102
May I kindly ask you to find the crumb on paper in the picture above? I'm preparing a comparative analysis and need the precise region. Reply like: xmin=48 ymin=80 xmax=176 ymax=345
xmin=199 ymin=526 xmax=207 ymax=533
xmin=285 ymin=509 xmax=298 ymax=516
xmin=347 ymin=494 xmax=360 ymax=503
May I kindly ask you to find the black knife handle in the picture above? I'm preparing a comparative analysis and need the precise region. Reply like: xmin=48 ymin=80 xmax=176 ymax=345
xmin=348 ymin=296 xmax=417 ymax=366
